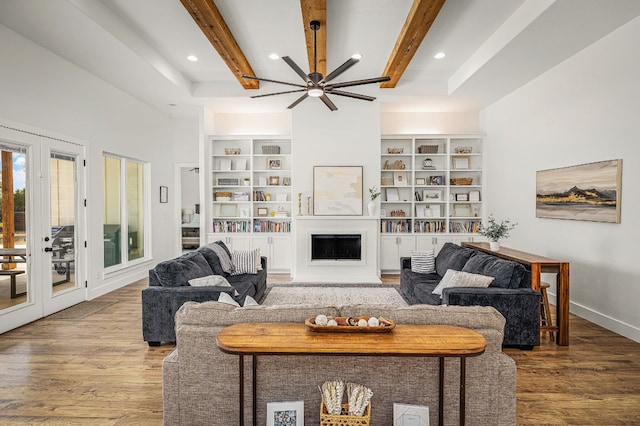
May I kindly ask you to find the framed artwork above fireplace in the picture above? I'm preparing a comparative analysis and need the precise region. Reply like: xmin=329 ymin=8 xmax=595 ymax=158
xmin=313 ymin=166 xmax=363 ymax=216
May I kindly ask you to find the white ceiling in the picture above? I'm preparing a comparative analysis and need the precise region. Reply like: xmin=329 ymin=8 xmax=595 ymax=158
xmin=1 ymin=0 xmax=640 ymax=117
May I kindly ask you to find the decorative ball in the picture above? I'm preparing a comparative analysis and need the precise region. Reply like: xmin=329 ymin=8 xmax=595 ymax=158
xmin=327 ymin=319 xmax=338 ymax=326
xmin=368 ymin=317 xmax=380 ymax=327
xmin=315 ymin=314 xmax=328 ymax=326
xmin=357 ymin=319 xmax=368 ymax=327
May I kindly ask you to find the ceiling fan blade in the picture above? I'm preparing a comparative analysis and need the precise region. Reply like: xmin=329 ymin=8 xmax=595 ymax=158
xmin=326 ymin=76 xmax=391 ymax=89
xmin=323 ymin=57 xmax=359 ymax=84
xmin=250 ymin=89 xmax=307 ymax=99
xmin=242 ymin=75 xmax=306 ymax=88
xmin=326 ymin=89 xmax=376 ymax=102
xmin=282 ymin=56 xmax=311 ymax=83
xmin=287 ymin=93 xmax=309 ymax=109
xmin=320 ymin=95 xmax=338 ymax=111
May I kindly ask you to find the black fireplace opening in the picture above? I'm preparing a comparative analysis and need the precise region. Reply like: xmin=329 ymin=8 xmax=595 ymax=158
xmin=311 ymin=234 xmax=361 ymax=261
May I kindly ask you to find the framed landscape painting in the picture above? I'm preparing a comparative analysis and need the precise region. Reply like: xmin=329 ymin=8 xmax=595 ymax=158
xmin=536 ymin=159 xmax=622 ymax=223
xmin=313 ymin=166 xmax=363 ymax=216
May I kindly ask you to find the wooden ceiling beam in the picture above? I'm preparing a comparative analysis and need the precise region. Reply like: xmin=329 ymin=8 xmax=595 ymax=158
xmin=380 ymin=0 xmax=446 ymax=88
xmin=180 ymin=0 xmax=258 ymax=89
xmin=300 ymin=0 xmax=326 ymax=77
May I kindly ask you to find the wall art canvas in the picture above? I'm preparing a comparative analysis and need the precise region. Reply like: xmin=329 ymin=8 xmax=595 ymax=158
xmin=313 ymin=166 xmax=363 ymax=216
xmin=536 ymin=159 xmax=622 ymax=223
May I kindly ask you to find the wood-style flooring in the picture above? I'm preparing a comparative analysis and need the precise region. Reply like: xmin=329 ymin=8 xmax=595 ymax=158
xmin=0 ymin=275 xmax=639 ymax=425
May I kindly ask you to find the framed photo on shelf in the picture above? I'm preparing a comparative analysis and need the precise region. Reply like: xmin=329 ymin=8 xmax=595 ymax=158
xmin=455 ymin=193 xmax=469 ymax=201
xmin=386 ymin=187 xmax=400 ymax=201
xmin=266 ymin=401 xmax=304 ymax=426
xmin=452 ymin=156 xmax=470 ymax=169
xmin=415 ymin=177 xmax=426 ymax=185
xmin=267 ymin=158 xmax=281 ymax=170
xmin=257 ymin=207 xmax=269 ymax=217
xmin=393 ymin=171 xmax=408 ymax=186
xmin=219 ymin=204 xmax=237 ymax=217
xmin=423 ymin=189 xmax=441 ymax=201
xmin=469 ymin=190 xmax=481 ymax=202
xmin=429 ymin=175 xmax=443 ymax=186
xmin=453 ymin=203 xmax=472 ymax=217
xmin=269 ymin=176 xmax=280 ymax=186
xmin=429 ymin=204 xmax=441 ymax=218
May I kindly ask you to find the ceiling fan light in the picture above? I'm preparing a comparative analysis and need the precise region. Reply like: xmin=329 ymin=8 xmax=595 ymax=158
xmin=308 ymin=87 xmax=324 ymax=97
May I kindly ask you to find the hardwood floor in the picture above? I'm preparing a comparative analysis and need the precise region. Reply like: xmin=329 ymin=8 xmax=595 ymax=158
xmin=0 ymin=276 xmax=639 ymax=425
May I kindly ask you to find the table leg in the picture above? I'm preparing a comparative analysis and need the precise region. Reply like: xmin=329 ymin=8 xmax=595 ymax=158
xmin=460 ymin=358 xmax=466 ymax=426
xmin=439 ymin=357 xmax=444 ymax=426
xmin=239 ymin=355 xmax=244 ymax=426
xmin=252 ymin=355 xmax=257 ymax=426
xmin=557 ymin=263 xmax=570 ymax=346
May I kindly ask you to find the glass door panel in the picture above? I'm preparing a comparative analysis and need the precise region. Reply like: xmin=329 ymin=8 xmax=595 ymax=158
xmin=50 ymin=153 xmax=76 ymax=294
xmin=0 ymin=147 xmax=29 ymax=311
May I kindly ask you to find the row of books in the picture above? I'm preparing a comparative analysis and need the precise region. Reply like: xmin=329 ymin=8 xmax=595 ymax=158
xmin=253 ymin=220 xmax=291 ymax=233
xmin=212 ymin=220 xmax=251 ymax=233
xmin=413 ymin=220 xmax=446 ymax=233
xmin=380 ymin=219 xmax=411 ymax=233
xmin=449 ymin=221 xmax=481 ymax=233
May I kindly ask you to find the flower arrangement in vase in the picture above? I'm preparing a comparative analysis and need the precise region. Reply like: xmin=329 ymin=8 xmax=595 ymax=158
xmin=479 ymin=214 xmax=517 ymax=251
xmin=368 ymin=186 xmax=381 ymax=216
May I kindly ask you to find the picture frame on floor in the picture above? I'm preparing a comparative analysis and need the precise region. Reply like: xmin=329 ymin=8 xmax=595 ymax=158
xmin=393 ymin=403 xmax=429 ymax=426
xmin=266 ymin=401 xmax=304 ymax=426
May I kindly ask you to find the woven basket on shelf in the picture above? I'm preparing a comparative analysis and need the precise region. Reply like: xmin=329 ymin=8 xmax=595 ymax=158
xmin=418 ymin=145 xmax=438 ymax=154
xmin=320 ymin=402 xmax=371 ymax=426
xmin=262 ymin=145 xmax=281 ymax=154
xmin=450 ymin=177 xmax=473 ymax=185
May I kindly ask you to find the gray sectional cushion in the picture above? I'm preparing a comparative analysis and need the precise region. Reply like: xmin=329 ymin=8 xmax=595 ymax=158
xmin=435 ymin=242 xmax=477 ymax=276
xmin=153 ymin=251 xmax=214 ymax=287
xmin=461 ymin=252 xmax=526 ymax=289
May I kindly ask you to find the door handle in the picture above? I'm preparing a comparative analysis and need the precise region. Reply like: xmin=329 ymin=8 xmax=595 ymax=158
xmin=44 ymin=247 xmax=53 ymax=252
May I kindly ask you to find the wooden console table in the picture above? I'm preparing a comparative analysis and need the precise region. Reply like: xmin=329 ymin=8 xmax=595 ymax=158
xmin=462 ymin=242 xmax=570 ymax=346
xmin=217 ymin=322 xmax=486 ymax=426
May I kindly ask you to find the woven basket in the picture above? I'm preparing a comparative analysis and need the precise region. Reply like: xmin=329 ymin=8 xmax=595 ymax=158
xmin=320 ymin=402 xmax=371 ymax=426
xmin=418 ymin=145 xmax=438 ymax=154
xmin=224 ymin=147 xmax=241 ymax=155
xmin=262 ymin=145 xmax=281 ymax=154
xmin=450 ymin=177 xmax=473 ymax=185
xmin=215 ymin=191 xmax=232 ymax=199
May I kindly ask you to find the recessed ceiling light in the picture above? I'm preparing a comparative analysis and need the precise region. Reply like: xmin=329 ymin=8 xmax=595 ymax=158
xmin=434 ymin=52 xmax=446 ymax=59
xmin=351 ymin=53 xmax=362 ymax=60
xmin=187 ymin=55 xmax=198 ymax=62
xmin=268 ymin=53 xmax=280 ymax=60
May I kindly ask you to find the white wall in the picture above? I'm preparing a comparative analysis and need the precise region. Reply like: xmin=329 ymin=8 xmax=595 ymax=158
xmin=381 ymin=112 xmax=480 ymax=135
xmin=0 ymin=24 xmax=197 ymax=298
xmin=480 ymin=17 xmax=640 ymax=342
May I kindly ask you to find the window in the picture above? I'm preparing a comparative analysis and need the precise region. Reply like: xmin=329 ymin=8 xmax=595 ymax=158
xmin=103 ymin=154 xmax=148 ymax=269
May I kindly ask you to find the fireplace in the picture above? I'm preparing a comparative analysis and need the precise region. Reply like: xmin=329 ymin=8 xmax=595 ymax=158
xmin=311 ymin=234 xmax=361 ymax=261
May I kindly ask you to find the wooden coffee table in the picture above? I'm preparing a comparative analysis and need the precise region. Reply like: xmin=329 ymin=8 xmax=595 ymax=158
xmin=217 ymin=322 xmax=486 ymax=426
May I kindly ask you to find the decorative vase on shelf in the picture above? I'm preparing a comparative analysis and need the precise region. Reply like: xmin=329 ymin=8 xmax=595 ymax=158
xmin=367 ymin=201 xmax=377 ymax=217
xmin=489 ymin=240 xmax=500 ymax=251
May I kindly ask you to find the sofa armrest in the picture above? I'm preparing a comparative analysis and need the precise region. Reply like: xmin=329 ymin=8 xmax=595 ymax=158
xmin=141 ymin=285 xmax=234 ymax=344
xmin=261 ymin=256 xmax=267 ymax=272
xmin=443 ymin=287 xmax=541 ymax=347
xmin=400 ymin=257 xmax=411 ymax=270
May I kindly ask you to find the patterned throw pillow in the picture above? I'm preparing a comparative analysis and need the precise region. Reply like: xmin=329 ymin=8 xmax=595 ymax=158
xmin=231 ymin=248 xmax=260 ymax=275
xmin=188 ymin=275 xmax=232 ymax=287
xmin=411 ymin=249 xmax=436 ymax=274
xmin=217 ymin=292 xmax=240 ymax=307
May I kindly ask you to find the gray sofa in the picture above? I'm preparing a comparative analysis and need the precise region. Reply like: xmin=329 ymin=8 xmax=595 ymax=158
xmin=163 ymin=301 xmax=516 ymax=426
xmin=141 ymin=241 xmax=267 ymax=346
xmin=400 ymin=242 xmax=540 ymax=348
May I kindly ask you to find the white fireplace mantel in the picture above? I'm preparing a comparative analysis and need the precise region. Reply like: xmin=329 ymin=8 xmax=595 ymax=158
xmin=292 ymin=216 xmax=381 ymax=284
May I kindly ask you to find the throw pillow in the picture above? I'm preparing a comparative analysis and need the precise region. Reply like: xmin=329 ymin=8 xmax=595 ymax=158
xmin=411 ymin=249 xmax=435 ymax=274
xmin=231 ymin=248 xmax=259 ymax=275
xmin=242 ymin=295 xmax=259 ymax=307
xmin=188 ymin=274 xmax=232 ymax=287
xmin=207 ymin=242 xmax=235 ymax=274
xmin=432 ymin=269 xmax=494 ymax=298
xmin=217 ymin=292 xmax=240 ymax=307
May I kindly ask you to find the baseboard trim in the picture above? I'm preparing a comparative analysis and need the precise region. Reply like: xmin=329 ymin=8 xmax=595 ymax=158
xmin=548 ymin=292 xmax=640 ymax=343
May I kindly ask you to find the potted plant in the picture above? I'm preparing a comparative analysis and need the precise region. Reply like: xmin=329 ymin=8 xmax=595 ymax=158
xmin=368 ymin=186 xmax=381 ymax=216
xmin=479 ymin=214 xmax=517 ymax=251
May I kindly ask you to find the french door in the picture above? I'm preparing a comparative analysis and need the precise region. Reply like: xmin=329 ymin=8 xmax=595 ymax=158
xmin=0 ymin=124 xmax=86 ymax=333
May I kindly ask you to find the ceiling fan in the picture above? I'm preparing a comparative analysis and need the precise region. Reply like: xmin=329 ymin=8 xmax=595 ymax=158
xmin=242 ymin=21 xmax=390 ymax=111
